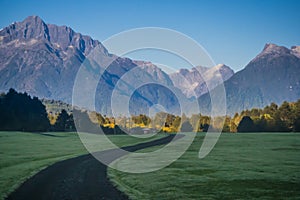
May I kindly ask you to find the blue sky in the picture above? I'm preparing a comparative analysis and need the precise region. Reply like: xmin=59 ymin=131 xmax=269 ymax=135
xmin=0 ymin=0 xmax=299 ymax=71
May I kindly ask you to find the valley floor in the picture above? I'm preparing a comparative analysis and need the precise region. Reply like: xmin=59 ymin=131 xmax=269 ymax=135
xmin=0 ymin=131 xmax=165 ymax=199
xmin=1 ymin=132 xmax=299 ymax=199
xmin=108 ymin=132 xmax=300 ymax=199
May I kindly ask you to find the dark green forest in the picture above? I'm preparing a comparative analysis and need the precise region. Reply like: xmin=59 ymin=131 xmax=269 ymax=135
xmin=0 ymin=89 xmax=50 ymax=131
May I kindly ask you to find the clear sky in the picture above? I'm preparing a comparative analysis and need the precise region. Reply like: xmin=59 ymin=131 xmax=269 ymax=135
xmin=0 ymin=0 xmax=299 ymax=72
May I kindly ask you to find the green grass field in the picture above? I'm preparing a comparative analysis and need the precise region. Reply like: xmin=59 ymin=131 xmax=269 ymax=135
xmin=0 ymin=131 xmax=165 ymax=199
xmin=108 ymin=133 xmax=300 ymax=199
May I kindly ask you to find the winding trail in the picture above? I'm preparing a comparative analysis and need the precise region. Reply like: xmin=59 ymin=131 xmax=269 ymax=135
xmin=7 ymin=134 xmax=184 ymax=200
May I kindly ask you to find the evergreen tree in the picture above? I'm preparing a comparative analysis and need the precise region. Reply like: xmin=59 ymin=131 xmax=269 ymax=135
xmin=53 ymin=109 xmax=75 ymax=131
xmin=237 ymin=116 xmax=256 ymax=132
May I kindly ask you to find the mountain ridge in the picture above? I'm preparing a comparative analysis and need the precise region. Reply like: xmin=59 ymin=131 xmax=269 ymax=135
xmin=1 ymin=16 xmax=299 ymax=116
xmin=198 ymin=43 xmax=300 ymax=115
xmin=0 ymin=16 xmax=189 ymax=115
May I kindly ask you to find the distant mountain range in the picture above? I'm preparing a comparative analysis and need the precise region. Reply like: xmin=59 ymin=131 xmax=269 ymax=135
xmin=170 ymin=64 xmax=234 ymax=98
xmin=0 ymin=16 xmax=299 ymax=115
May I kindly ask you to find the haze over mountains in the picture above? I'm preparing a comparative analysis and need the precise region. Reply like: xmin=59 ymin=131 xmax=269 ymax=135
xmin=170 ymin=64 xmax=234 ymax=98
xmin=0 ymin=16 xmax=299 ymax=115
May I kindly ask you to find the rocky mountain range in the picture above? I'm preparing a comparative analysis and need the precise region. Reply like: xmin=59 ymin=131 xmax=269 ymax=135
xmin=0 ymin=16 xmax=299 ymax=116
xmin=198 ymin=43 xmax=300 ymax=115
xmin=0 ymin=16 xmax=189 ymax=115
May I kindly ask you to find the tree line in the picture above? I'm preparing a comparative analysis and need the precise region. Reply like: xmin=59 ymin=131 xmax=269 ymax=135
xmin=0 ymin=89 xmax=124 ymax=133
xmin=154 ymin=100 xmax=300 ymax=133
xmin=1 ymin=88 xmax=300 ymax=133
xmin=111 ymin=100 xmax=300 ymax=133
xmin=235 ymin=100 xmax=300 ymax=132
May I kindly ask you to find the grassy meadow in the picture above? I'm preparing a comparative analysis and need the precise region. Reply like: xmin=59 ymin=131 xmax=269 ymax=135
xmin=0 ymin=131 xmax=165 ymax=199
xmin=108 ymin=133 xmax=300 ymax=199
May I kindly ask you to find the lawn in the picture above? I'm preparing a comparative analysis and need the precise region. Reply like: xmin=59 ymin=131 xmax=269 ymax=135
xmin=108 ymin=133 xmax=300 ymax=199
xmin=0 ymin=131 xmax=165 ymax=199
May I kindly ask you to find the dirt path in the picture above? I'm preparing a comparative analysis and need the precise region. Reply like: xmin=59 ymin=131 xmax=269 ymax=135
xmin=7 ymin=134 xmax=183 ymax=200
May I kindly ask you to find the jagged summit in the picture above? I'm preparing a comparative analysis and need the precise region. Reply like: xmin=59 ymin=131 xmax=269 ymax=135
xmin=0 ymin=15 xmax=49 ymax=42
xmin=0 ymin=15 xmax=107 ymax=56
xmin=263 ymin=43 xmax=279 ymax=50
xmin=262 ymin=43 xmax=290 ymax=54
xmin=249 ymin=43 xmax=299 ymax=65
xmin=23 ymin=15 xmax=45 ymax=25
